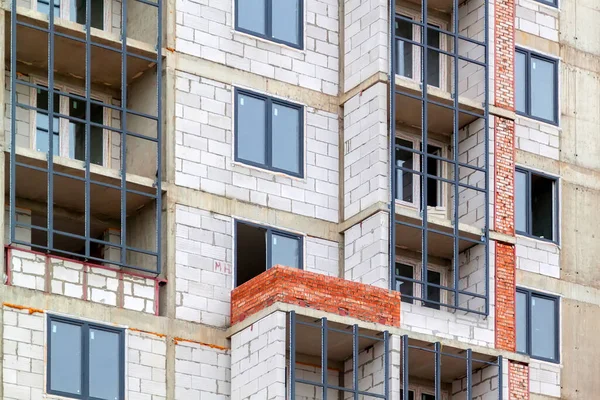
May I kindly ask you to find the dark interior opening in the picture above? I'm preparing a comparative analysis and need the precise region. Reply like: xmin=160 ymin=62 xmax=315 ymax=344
xmin=424 ymin=269 xmax=441 ymax=310
xmin=235 ymin=222 xmax=266 ymax=287
xmin=531 ymin=174 xmax=554 ymax=240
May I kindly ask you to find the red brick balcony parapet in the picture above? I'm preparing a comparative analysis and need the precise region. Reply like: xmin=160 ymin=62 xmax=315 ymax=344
xmin=231 ymin=265 xmax=401 ymax=327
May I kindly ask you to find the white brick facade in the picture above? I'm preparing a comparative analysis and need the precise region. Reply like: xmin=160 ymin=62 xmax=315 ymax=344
xmin=515 ymin=117 xmax=560 ymax=160
xmin=175 ymin=72 xmax=340 ymax=223
xmin=127 ymin=330 xmax=168 ymax=400
xmin=305 ymin=236 xmax=340 ymax=276
xmin=516 ymin=236 xmax=560 ymax=278
xmin=529 ymin=360 xmax=561 ymax=398
xmin=516 ymin=0 xmax=559 ymax=42
xmin=175 ymin=0 xmax=339 ymax=95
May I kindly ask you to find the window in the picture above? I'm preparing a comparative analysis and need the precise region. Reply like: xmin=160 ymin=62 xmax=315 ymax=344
xmin=395 ymin=261 xmax=444 ymax=309
xmin=395 ymin=136 xmax=445 ymax=210
xmin=516 ymin=288 xmax=560 ymax=362
xmin=235 ymin=0 xmax=303 ymax=48
xmin=235 ymin=220 xmax=303 ymax=286
xmin=37 ymin=0 xmax=105 ymax=30
xmin=32 ymin=83 xmax=109 ymax=167
xmin=47 ymin=315 xmax=125 ymax=399
xmin=534 ymin=0 xmax=557 ymax=8
xmin=515 ymin=168 xmax=558 ymax=242
xmin=234 ymin=89 xmax=303 ymax=177
xmin=515 ymin=48 xmax=558 ymax=124
xmin=395 ymin=15 xmax=445 ymax=89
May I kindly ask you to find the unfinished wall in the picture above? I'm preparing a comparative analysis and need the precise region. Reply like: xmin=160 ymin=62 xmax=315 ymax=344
xmin=342 ymin=341 xmax=387 ymax=398
xmin=175 ymin=340 xmax=231 ymax=399
xmin=4 ymin=73 xmax=31 ymax=149
xmin=457 ymin=118 xmax=486 ymax=229
xmin=451 ymin=364 xmax=500 ymax=400
xmin=515 ymin=117 xmax=560 ymax=160
xmin=126 ymin=198 xmax=159 ymax=272
xmin=516 ymin=236 xmax=560 ymax=278
xmin=458 ymin=243 xmax=488 ymax=313
xmin=529 ymin=360 xmax=560 ymax=398
xmin=174 ymin=71 xmax=339 ymax=222
xmin=515 ymin=0 xmax=559 ymax=41
xmin=126 ymin=0 xmax=158 ymax=45
xmin=343 ymin=82 xmax=388 ymax=219
xmin=458 ymin=0 xmax=486 ymax=102
xmin=231 ymin=311 xmax=286 ymax=400
xmin=294 ymin=363 xmax=340 ymax=399
xmin=175 ymin=0 xmax=338 ymax=95
xmin=175 ymin=204 xmax=232 ymax=327
xmin=127 ymin=330 xmax=168 ymax=399
xmin=343 ymin=0 xmax=388 ymax=91
xmin=305 ymin=236 xmax=340 ymax=277
xmin=344 ymin=211 xmax=389 ymax=289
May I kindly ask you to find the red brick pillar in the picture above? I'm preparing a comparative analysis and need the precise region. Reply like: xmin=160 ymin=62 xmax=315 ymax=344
xmin=509 ymin=361 xmax=529 ymax=400
xmin=494 ymin=0 xmax=517 ymax=354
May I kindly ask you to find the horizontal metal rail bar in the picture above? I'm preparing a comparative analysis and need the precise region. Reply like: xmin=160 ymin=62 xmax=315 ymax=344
xmin=394 ymin=14 xmax=487 ymax=48
xmin=396 ymin=294 xmax=488 ymax=315
xmin=392 ymin=36 xmax=487 ymax=68
xmin=16 ymin=80 xmax=159 ymax=121
xmin=294 ymin=321 xmax=384 ymax=341
xmin=393 ymin=89 xmax=486 ymax=119
xmin=394 ymin=164 xmax=486 ymax=193
xmin=394 ymin=276 xmax=488 ymax=300
xmin=294 ymin=379 xmax=386 ymax=399
xmin=394 ymin=143 xmax=487 ymax=173
xmin=405 ymin=344 xmax=501 ymax=365
xmin=393 ymin=219 xmax=486 ymax=244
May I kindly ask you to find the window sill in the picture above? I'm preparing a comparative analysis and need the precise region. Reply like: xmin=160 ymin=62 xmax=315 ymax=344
xmin=515 ymin=115 xmax=562 ymax=132
xmin=231 ymin=29 xmax=306 ymax=54
xmin=524 ymin=0 xmax=560 ymax=13
xmin=516 ymin=232 xmax=560 ymax=248
xmin=231 ymin=161 xmax=306 ymax=182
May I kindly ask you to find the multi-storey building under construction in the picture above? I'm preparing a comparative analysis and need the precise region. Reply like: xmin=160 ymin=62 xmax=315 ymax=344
xmin=0 ymin=0 xmax=596 ymax=398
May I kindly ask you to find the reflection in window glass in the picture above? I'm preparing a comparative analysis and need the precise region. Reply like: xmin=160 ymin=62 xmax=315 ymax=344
xmin=49 ymin=321 xmax=82 ymax=395
xmin=237 ymin=94 xmax=266 ymax=165
xmin=531 ymin=295 xmax=557 ymax=360
xmin=427 ymin=25 xmax=441 ymax=88
xmin=69 ymin=98 xmax=104 ymax=165
xmin=395 ymin=17 xmax=413 ymax=79
xmin=89 ymin=329 xmax=120 ymax=400
xmin=515 ymin=51 xmax=526 ymax=113
xmin=424 ymin=270 xmax=441 ymax=310
xmin=237 ymin=0 xmax=266 ymax=35
xmin=37 ymin=0 xmax=60 ymax=16
xmin=395 ymin=138 xmax=414 ymax=202
xmin=515 ymin=170 xmax=527 ymax=232
xmin=271 ymin=103 xmax=300 ymax=174
xmin=531 ymin=56 xmax=555 ymax=122
xmin=395 ymin=263 xmax=414 ymax=304
xmin=516 ymin=290 xmax=527 ymax=353
xmin=35 ymin=88 xmax=60 ymax=155
xmin=271 ymin=233 xmax=300 ymax=269
xmin=272 ymin=0 xmax=300 ymax=45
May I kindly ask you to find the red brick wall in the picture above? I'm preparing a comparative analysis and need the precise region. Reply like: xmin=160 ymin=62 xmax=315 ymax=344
xmin=509 ymin=361 xmax=529 ymax=400
xmin=231 ymin=265 xmax=401 ymax=327
xmin=494 ymin=0 xmax=517 ymax=353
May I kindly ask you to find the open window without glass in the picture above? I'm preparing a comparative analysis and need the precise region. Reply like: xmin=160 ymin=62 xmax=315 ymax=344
xmin=37 ymin=0 xmax=106 ymax=30
xmin=235 ymin=220 xmax=303 ymax=287
xmin=515 ymin=167 xmax=558 ymax=242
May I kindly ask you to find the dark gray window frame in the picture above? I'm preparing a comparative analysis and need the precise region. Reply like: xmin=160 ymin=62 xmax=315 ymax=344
xmin=535 ymin=0 xmax=558 ymax=8
xmin=516 ymin=287 xmax=560 ymax=363
xmin=515 ymin=166 xmax=559 ymax=243
xmin=234 ymin=0 xmax=304 ymax=49
xmin=233 ymin=219 xmax=304 ymax=287
xmin=515 ymin=47 xmax=559 ymax=125
xmin=46 ymin=315 xmax=125 ymax=400
xmin=234 ymin=88 xmax=304 ymax=178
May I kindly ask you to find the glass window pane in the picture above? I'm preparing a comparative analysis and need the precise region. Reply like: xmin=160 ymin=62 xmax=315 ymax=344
xmin=272 ymin=103 xmax=301 ymax=174
xmin=515 ymin=51 xmax=526 ymax=113
xmin=237 ymin=94 xmax=266 ymax=165
xmin=531 ymin=57 xmax=556 ymax=122
xmin=271 ymin=233 xmax=300 ymax=269
xmin=73 ymin=0 xmax=104 ymax=29
xmin=531 ymin=295 xmax=557 ymax=360
xmin=395 ymin=17 xmax=413 ymax=79
xmin=424 ymin=270 xmax=441 ymax=310
xmin=515 ymin=171 xmax=527 ymax=232
xmin=272 ymin=0 xmax=300 ymax=45
xmin=395 ymin=263 xmax=414 ymax=304
xmin=516 ymin=291 xmax=527 ymax=353
xmin=427 ymin=25 xmax=440 ymax=88
xmin=69 ymin=100 xmax=104 ymax=165
xmin=89 ymin=328 xmax=121 ymax=400
xmin=36 ymin=89 xmax=60 ymax=155
xmin=395 ymin=138 xmax=413 ymax=202
xmin=237 ymin=0 xmax=266 ymax=35
xmin=531 ymin=175 xmax=554 ymax=240
xmin=49 ymin=320 xmax=82 ymax=395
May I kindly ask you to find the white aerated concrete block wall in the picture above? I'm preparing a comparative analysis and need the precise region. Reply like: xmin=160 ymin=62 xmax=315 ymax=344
xmin=516 ymin=0 xmax=559 ymax=42
xmin=458 ymin=0 xmax=486 ymax=103
xmin=2 ymin=306 xmax=45 ymax=400
xmin=452 ymin=364 xmax=500 ymax=400
xmin=305 ymin=236 xmax=340 ymax=277
xmin=515 ymin=117 xmax=560 ymax=160
xmin=344 ymin=211 xmax=389 ymax=289
xmin=4 ymin=73 xmax=31 ymax=149
xmin=174 ymin=72 xmax=340 ymax=222
xmin=343 ymin=82 xmax=388 ymax=218
xmin=231 ymin=311 xmax=286 ymax=400
xmin=342 ymin=341 xmax=387 ymax=398
xmin=458 ymin=244 xmax=487 ymax=312
xmin=344 ymin=0 xmax=388 ymax=91
xmin=457 ymin=119 xmax=486 ymax=229
xmin=529 ymin=360 xmax=561 ymax=398
xmin=516 ymin=236 xmax=560 ymax=278
xmin=127 ymin=331 xmax=167 ymax=399
xmin=175 ymin=0 xmax=339 ymax=95
xmin=4 ymin=207 xmax=32 ymax=250
xmin=175 ymin=340 xmax=231 ymax=400
xmin=175 ymin=204 xmax=232 ymax=328
xmin=294 ymin=364 xmax=340 ymax=399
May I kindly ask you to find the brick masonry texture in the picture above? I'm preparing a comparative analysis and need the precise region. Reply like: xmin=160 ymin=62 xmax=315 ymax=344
xmin=127 ymin=330 xmax=168 ymax=400
xmin=7 ymin=248 xmax=159 ymax=314
xmin=230 ymin=265 xmax=401 ymax=327
xmin=175 ymin=71 xmax=340 ymax=223
xmin=509 ymin=361 xmax=529 ymax=400
xmin=175 ymin=340 xmax=231 ymax=399
xmin=175 ymin=0 xmax=339 ymax=95
xmin=344 ymin=0 xmax=388 ymax=91
xmin=494 ymin=117 xmax=515 ymax=236
xmin=529 ymin=360 xmax=560 ymax=397
xmin=494 ymin=0 xmax=515 ymax=111
xmin=516 ymin=0 xmax=559 ymax=42
xmin=516 ymin=236 xmax=560 ymax=278
xmin=515 ymin=117 xmax=560 ymax=160
xmin=495 ymin=242 xmax=516 ymax=352
xmin=452 ymin=363 xmax=501 ymax=400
